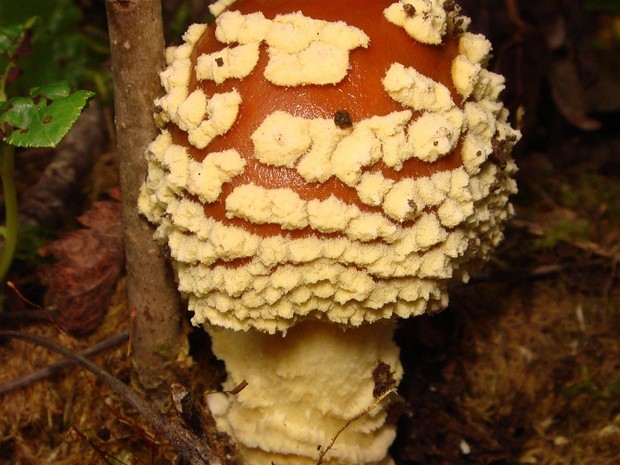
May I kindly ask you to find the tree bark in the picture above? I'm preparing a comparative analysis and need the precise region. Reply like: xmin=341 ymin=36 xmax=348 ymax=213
xmin=105 ymin=0 xmax=182 ymax=393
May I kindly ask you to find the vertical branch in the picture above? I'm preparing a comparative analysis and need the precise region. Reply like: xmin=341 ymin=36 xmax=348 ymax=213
xmin=105 ymin=0 xmax=182 ymax=393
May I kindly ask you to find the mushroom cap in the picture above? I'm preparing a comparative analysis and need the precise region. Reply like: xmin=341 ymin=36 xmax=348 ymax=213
xmin=140 ymin=0 xmax=519 ymax=333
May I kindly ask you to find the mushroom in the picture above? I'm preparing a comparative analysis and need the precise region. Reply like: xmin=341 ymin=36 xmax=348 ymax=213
xmin=139 ymin=0 xmax=519 ymax=464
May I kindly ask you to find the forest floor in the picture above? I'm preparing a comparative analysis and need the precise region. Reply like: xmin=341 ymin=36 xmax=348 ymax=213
xmin=0 ymin=2 xmax=619 ymax=465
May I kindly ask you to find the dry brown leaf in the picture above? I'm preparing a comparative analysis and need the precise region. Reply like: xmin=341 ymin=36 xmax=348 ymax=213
xmin=38 ymin=196 xmax=124 ymax=335
xmin=549 ymin=58 xmax=602 ymax=131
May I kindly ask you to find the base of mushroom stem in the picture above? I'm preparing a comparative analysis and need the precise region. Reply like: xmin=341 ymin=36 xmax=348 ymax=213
xmin=206 ymin=320 xmax=403 ymax=465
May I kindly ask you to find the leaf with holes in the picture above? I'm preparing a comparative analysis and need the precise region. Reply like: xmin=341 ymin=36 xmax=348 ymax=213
xmin=0 ymin=80 xmax=93 ymax=147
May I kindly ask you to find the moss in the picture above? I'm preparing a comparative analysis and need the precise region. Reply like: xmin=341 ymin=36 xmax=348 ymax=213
xmin=534 ymin=218 xmax=591 ymax=249
xmin=559 ymin=173 xmax=620 ymax=227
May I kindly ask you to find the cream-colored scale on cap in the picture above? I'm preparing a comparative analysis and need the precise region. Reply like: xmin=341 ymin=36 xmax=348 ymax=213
xmin=214 ymin=11 xmax=272 ymax=44
xmin=225 ymin=184 xmax=309 ymax=230
xmin=452 ymin=54 xmax=482 ymax=99
xmin=251 ymin=111 xmax=312 ymax=168
xmin=407 ymin=108 xmax=464 ymax=162
xmin=208 ymin=0 xmax=237 ymax=18
xmin=296 ymin=118 xmax=349 ymax=182
xmin=472 ymin=69 xmax=506 ymax=101
xmin=458 ymin=32 xmax=492 ymax=65
xmin=355 ymin=172 xmax=395 ymax=207
xmin=155 ymin=25 xmax=207 ymax=126
xmin=186 ymin=149 xmax=246 ymax=203
xmin=166 ymin=221 xmax=477 ymax=329
xmin=175 ymin=89 xmax=207 ymax=131
xmin=383 ymin=63 xmax=454 ymax=112
xmin=265 ymin=13 xmax=369 ymax=86
xmin=266 ymin=33 xmax=367 ymax=85
xmin=187 ymin=90 xmax=241 ymax=149
xmin=248 ymin=107 xmax=467 ymax=187
xmin=201 ymin=9 xmax=370 ymax=87
xmin=195 ymin=43 xmax=261 ymax=84
xmin=380 ymin=61 xmax=472 ymax=167
xmin=155 ymin=57 xmax=192 ymax=125
xmin=383 ymin=0 xmax=448 ymax=45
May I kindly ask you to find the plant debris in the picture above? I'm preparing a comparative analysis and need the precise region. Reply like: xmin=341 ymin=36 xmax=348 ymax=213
xmin=37 ymin=194 xmax=124 ymax=335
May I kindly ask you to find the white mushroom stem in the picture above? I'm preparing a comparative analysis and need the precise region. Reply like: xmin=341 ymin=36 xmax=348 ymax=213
xmin=206 ymin=321 xmax=403 ymax=465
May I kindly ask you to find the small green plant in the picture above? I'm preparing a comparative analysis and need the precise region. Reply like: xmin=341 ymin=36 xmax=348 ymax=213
xmin=564 ymin=365 xmax=620 ymax=400
xmin=0 ymin=18 xmax=93 ymax=284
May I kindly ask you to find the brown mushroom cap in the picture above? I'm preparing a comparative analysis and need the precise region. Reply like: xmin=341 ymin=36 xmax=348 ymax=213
xmin=141 ymin=0 xmax=519 ymax=332
xmin=172 ymin=0 xmax=462 ymax=238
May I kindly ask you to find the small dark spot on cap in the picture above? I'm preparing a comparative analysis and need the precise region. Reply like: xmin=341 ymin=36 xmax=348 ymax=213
xmin=43 ymin=115 xmax=52 ymax=124
xmin=215 ymin=57 xmax=224 ymax=67
xmin=403 ymin=3 xmax=416 ymax=16
xmin=334 ymin=109 xmax=353 ymax=129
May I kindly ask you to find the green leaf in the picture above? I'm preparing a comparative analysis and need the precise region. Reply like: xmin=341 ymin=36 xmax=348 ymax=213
xmin=0 ymin=81 xmax=94 ymax=148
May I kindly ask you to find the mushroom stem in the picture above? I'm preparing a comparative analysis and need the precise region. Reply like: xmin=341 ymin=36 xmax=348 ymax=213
xmin=207 ymin=321 xmax=403 ymax=465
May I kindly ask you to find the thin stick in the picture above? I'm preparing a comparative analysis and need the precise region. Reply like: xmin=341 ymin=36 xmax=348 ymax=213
xmin=316 ymin=389 xmax=396 ymax=465
xmin=105 ymin=0 xmax=183 ymax=394
xmin=0 ymin=331 xmax=128 ymax=396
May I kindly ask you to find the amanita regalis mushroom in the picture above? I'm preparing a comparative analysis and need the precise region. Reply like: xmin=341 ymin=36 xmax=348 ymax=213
xmin=139 ymin=0 xmax=519 ymax=463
